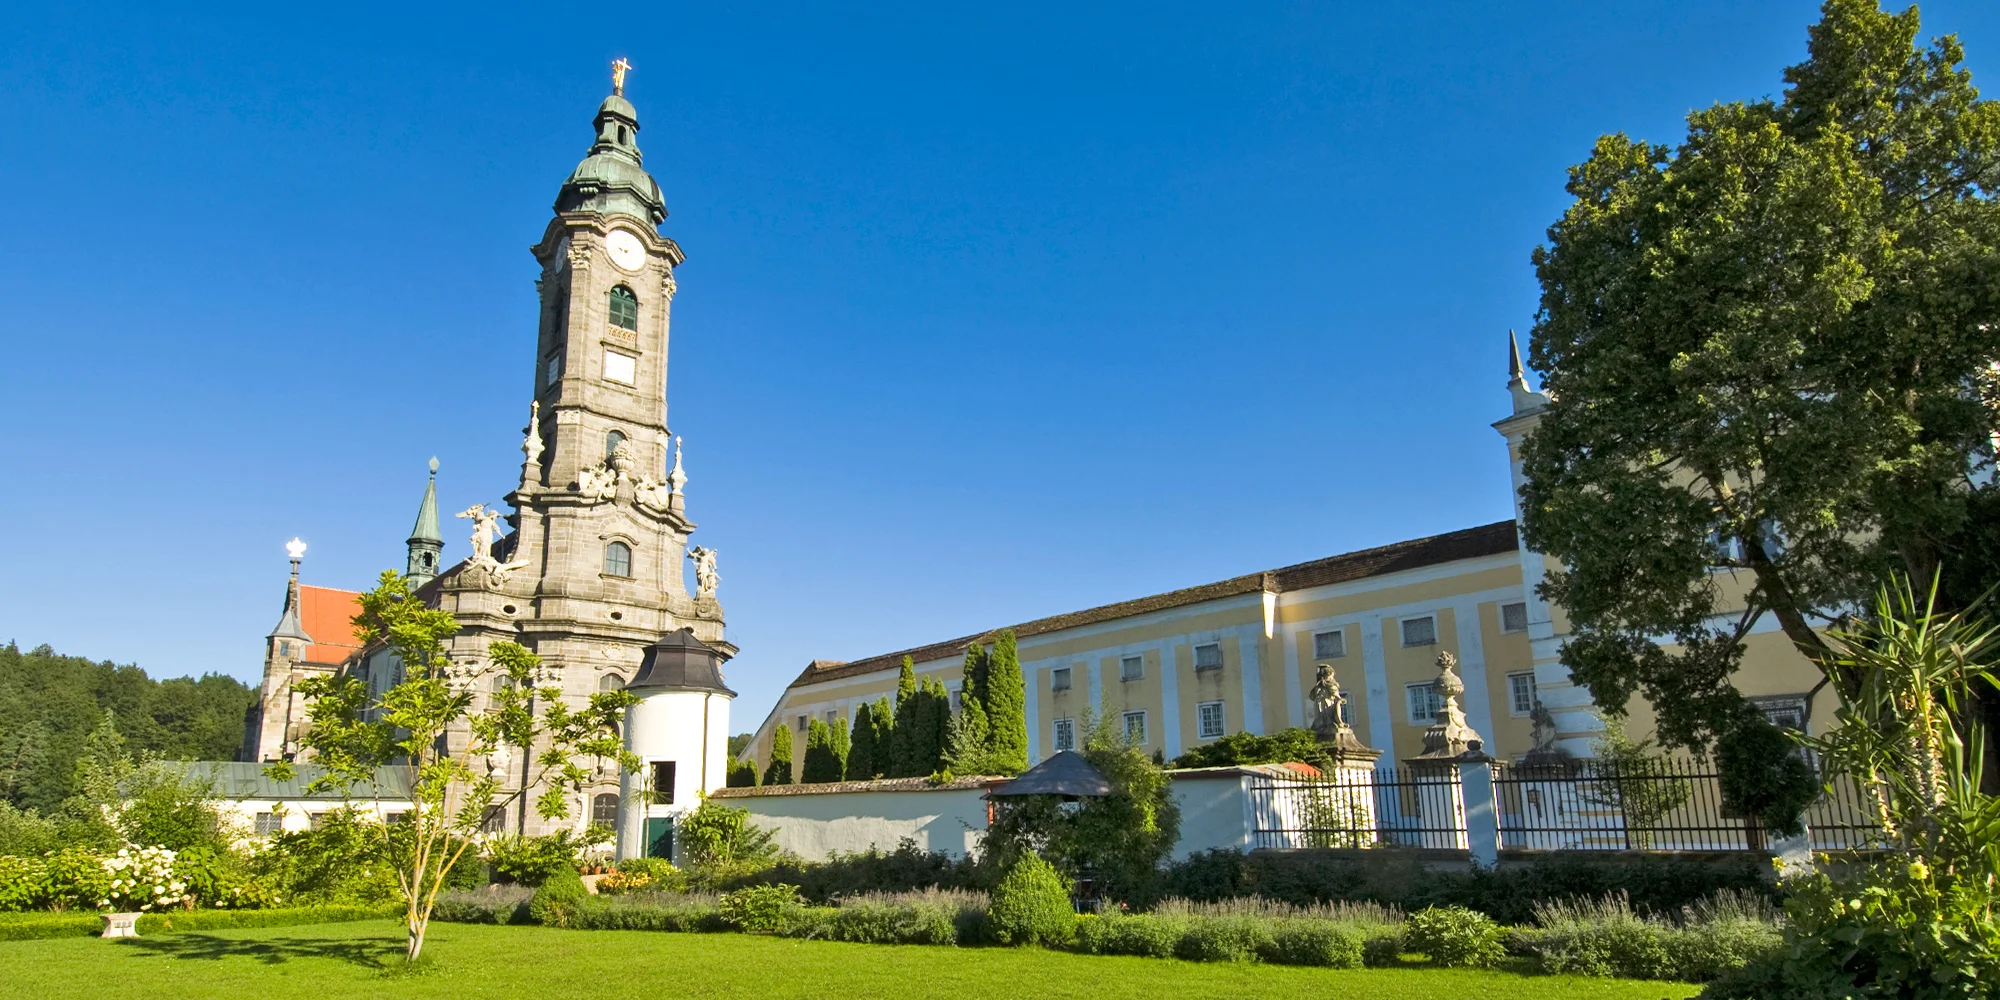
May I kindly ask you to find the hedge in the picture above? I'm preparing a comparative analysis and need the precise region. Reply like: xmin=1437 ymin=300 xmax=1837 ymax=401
xmin=0 ymin=904 xmax=400 ymax=941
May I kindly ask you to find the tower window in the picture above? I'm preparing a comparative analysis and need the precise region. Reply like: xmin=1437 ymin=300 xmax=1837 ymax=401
xmin=605 ymin=430 xmax=626 ymax=461
xmin=604 ymin=541 xmax=633 ymax=578
xmin=608 ymin=286 xmax=639 ymax=330
xmin=599 ymin=673 xmax=625 ymax=692
xmin=651 ymin=761 xmax=677 ymax=804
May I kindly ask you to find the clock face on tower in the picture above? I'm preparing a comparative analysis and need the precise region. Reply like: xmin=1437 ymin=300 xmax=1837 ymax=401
xmin=606 ymin=229 xmax=646 ymax=272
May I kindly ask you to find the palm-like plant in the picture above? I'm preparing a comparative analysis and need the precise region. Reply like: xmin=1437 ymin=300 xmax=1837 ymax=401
xmin=1816 ymin=573 xmax=2000 ymax=874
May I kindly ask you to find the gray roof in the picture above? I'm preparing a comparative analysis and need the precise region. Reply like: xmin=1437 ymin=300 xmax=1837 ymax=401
xmin=175 ymin=762 xmax=416 ymax=801
xmin=626 ymin=629 xmax=735 ymax=696
xmin=988 ymin=751 xmax=1114 ymax=798
xmin=408 ymin=465 xmax=441 ymax=544
xmin=556 ymin=91 xmax=666 ymax=226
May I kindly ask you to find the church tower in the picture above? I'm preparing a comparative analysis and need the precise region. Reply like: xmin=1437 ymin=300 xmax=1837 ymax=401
xmin=416 ymin=64 xmax=733 ymax=842
xmin=406 ymin=458 xmax=443 ymax=588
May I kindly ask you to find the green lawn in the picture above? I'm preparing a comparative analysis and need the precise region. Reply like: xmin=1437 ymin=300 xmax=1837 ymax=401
xmin=0 ymin=919 xmax=1699 ymax=1000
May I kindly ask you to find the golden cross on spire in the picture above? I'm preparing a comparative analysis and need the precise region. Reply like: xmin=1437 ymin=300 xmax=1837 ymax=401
xmin=611 ymin=58 xmax=633 ymax=96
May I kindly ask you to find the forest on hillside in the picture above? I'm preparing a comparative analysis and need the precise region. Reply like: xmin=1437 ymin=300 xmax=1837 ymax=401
xmin=0 ymin=642 xmax=253 ymax=814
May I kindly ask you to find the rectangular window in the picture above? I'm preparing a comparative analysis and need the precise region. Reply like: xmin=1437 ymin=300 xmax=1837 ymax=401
xmin=604 ymin=349 xmax=637 ymax=386
xmin=480 ymin=806 xmax=508 ymax=834
xmin=1051 ymin=667 xmax=1072 ymax=691
xmin=1756 ymin=697 xmax=1809 ymax=732
xmin=1197 ymin=701 xmax=1226 ymax=740
xmin=951 ymin=688 xmax=963 ymax=712
xmin=309 ymin=812 xmax=330 ymax=830
xmin=1052 ymin=718 xmax=1076 ymax=753
xmin=1120 ymin=655 xmax=1144 ymax=682
xmin=796 ymin=715 xmax=808 ymax=730
xmin=1508 ymin=671 xmax=1538 ymax=716
xmin=253 ymin=812 xmax=281 ymax=836
xmin=545 ymin=352 xmax=564 ymax=387
xmin=825 ymin=710 xmax=838 ymax=725
xmin=1400 ymin=615 xmax=1438 ymax=647
xmin=1193 ymin=644 xmax=1223 ymax=671
xmin=1501 ymin=602 xmax=1529 ymax=632
xmin=1123 ymin=710 xmax=1147 ymax=745
xmin=1313 ymin=630 xmax=1345 ymax=660
xmin=1338 ymin=690 xmax=1353 ymax=724
xmin=651 ymin=761 xmax=677 ymax=805
xmin=1406 ymin=682 xmax=1442 ymax=725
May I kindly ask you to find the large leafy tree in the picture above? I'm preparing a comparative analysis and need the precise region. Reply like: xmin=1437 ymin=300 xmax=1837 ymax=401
xmin=1522 ymin=1 xmax=2000 ymax=762
xmin=272 ymin=571 xmax=637 ymax=962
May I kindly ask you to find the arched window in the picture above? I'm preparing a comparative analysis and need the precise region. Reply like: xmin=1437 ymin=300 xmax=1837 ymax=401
xmin=604 ymin=541 xmax=632 ymax=578
xmin=599 ymin=673 xmax=625 ymax=692
xmin=592 ymin=792 xmax=619 ymax=827
xmin=608 ymin=286 xmax=638 ymax=330
xmin=605 ymin=430 xmax=626 ymax=461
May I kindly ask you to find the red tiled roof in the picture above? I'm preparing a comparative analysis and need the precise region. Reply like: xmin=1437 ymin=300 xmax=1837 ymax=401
xmin=788 ymin=521 xmax=1520 ymax=690
xmin=299 ymin=585 xmax=365 ymax=665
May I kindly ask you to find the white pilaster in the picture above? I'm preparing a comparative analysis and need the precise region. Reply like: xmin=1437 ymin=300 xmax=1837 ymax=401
xmin=1236 ymin=624 xmax=1265 ymax=736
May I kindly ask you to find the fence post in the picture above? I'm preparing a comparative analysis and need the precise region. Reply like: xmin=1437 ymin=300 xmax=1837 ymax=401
xmin=1458 ymin=743 xmax=1500 ymax=870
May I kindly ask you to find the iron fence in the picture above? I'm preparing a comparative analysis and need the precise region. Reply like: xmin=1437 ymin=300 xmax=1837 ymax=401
xmin=1248 ymin=766 xmax=1467 ymax=851
xmin=1246 ymin=759 xmax=1886 ymax=855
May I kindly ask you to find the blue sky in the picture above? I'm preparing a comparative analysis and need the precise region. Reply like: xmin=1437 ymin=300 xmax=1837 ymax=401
xmin=4 ymin=1 xmax=1996 ymax=730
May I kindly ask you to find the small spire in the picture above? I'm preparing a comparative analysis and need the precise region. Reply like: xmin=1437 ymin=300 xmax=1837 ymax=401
xmin=1507 ymin=329 xmax=1526 ymax=385
xmin=268 ymin=541 xmax=312 ymax=642
xmin=410 ymin=459 xmax=443 ymax=544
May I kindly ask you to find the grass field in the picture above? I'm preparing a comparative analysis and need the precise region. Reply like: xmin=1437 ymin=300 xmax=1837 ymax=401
xmin=0 ymin=919 xmax=1699 ymax=1000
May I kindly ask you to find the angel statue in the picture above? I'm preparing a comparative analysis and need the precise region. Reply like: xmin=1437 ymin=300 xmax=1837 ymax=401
xmin=456 ymin=504 xmax=503 ymax=566
xmin=688 ymin=544 xmax=720 ymax=596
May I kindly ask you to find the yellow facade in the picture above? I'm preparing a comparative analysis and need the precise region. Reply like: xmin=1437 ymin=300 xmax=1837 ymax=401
xmin=749 ymin=371 xmax=1829 ymax=772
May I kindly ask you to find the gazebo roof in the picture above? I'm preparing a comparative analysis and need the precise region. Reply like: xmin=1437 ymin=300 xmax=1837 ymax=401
xmin=987 ymin=750 xmax=1114 ymax=798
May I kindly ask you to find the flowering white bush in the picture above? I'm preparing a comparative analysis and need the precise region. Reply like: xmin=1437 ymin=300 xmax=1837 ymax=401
xmin=99 ymin=846 xmax=189 ymax=913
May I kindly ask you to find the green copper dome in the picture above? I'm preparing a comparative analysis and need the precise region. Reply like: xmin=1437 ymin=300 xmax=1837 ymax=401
xmin=556 ymin=92 xmax=666 ymax=227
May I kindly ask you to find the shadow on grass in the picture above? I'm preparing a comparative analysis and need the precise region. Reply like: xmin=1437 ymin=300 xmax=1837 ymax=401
xmin=118 ymin=930 xmax=407 ymax=969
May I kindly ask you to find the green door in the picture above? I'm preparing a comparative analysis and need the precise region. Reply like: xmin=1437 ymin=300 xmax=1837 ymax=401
xmin=645 ymin=816 xmax=674 ymax=860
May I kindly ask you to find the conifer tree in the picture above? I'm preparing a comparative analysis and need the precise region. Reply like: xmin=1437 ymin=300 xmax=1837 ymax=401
xmin=919 ymin=677 xmax=953 ymax=775
xmin=944 ymin=693 xmax=991 ymax=775
xmin=896 ymin=657 xmax=918 ymax=707
xmin=867 ymin=696 xmax=895 ymax=777
xmin=801 ymin=718 xmax=842 ymax=783
xmin=763 ymin=722 xmax=794 ymax=786
xmin=889 ymin=657 xmax=926 ymax=777
xmin=846 ymin=703 xmax=878 ymax=781
xmin=960 ymin=642 xmax=991 ymax=718
xmin=831 ymin=716 xmax=851 ymax=778
xmin=983 ymin=629 xmax=1029 ymax=774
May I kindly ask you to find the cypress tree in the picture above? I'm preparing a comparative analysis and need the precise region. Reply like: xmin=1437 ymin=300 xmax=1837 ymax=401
xmin=831 ymin=716 xmax=851 ymax=778
xmin=919 ymin=677 xmax=953 ymax=775
xmin=983 ymin=629 xmax=1029 ymax=774
xmin=763 ymin=722 xmax=794 ymax=786
xmin=869 ymin=696 xmax=895 ymax=776
xmin=896 ymin=656 xmax=918 ymax=708
xmin=944 ymin=695 xmax=991 ymax=775
xmin=960 ymin=642 xmax=991 ymax=718
xmin=801 ymin=718 xmax=843 ymax=783
xmin=845 ymin=703 xmax=878 ymax=781
xmin=890 ymin=657 xmax=924 ymax=777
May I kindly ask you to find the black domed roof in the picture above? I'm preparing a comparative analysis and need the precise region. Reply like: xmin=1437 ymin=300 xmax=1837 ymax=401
xmin=627 ymin=628 xmax=734 ymax=696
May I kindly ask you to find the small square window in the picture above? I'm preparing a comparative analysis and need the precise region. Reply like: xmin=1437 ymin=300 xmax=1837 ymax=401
xmin=309 ymin=812 xmax=330 ymax=830
xmin=480 ymin=806 xmax=508 ymax=834
xmin=1193 ymin=644 xmax=1223 ymax=671
xmin=1508 ymin=671 xmax=1538 ymax=716
xmin=796 ymin=715 xmax=808 ymax=730
xmin=253 ymin=812 xmax=282 ymax=836
xmin=1120 ymin=656 xmax=1144 ymax=682
xmin=651 ymin=761 xmax=677 ymax=805
xmin=825 ymin=710 xmax=839 ymax=725
xmin=1197 ymin=701 xmax=1225 ymax=740
xmin=1313 ymin=630 xmax=1345 ymax=660
xmin=1400 ymin=616 xmax=1437 ymax=647
xmin=1052 ymin=718 xmax=1076 ymax=752
xmin=1406 ymin=682 xmax=1442 ymax=725
xmin=1501 ymin=602 xmax=1529 ymax=633
xmin=604 ymin=350 xmax=637 ymax=386
xmin=1122 ymin=710 xmax=1147 ymax=745
xmin=1051 ymin=667 xmax=1072 ymax=691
